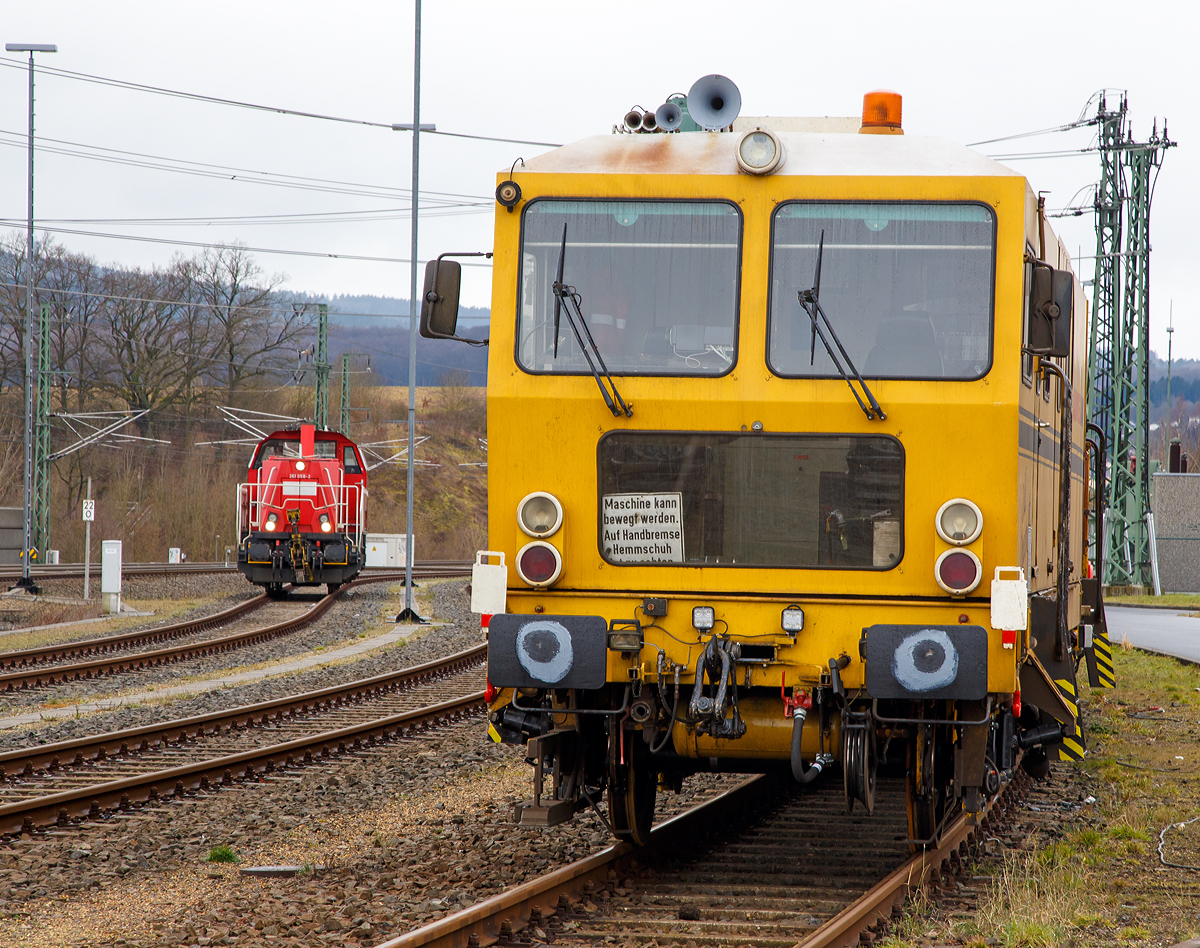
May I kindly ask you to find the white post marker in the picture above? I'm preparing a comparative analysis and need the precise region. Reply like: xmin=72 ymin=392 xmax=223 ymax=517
xmin=471 ymin=551 xmax=508 ymax=624
xmin=990 ymin=566 xmax=1028 ymax=650
xmin=82 ymin=478 xmax=93 ymax=600
xmin=101 ymin=539 xmax=121 ymax=615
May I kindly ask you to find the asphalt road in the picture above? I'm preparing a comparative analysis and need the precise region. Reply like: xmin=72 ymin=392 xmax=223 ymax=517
xmin=1105 ymin=605 xmax=1200 ymax=665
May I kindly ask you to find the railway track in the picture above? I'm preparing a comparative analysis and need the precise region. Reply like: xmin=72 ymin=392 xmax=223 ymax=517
xmin=0 ymin=565 xmax=470 ymax=690
xmin=0 ymin=560 xmax=471 ymax=581
xmin=0 ymin=643 xmax=487 ymax=836
xmin=380 ymin=769 xmax=1034 ymax=948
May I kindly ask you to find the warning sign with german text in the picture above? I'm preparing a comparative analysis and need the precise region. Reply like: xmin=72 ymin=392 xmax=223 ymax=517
xmin=601 ymin=492 xmax=684 ymax=563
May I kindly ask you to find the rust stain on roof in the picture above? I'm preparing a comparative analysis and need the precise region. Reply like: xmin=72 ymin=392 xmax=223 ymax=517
xmin=515 ymin=132 xmax=1019 ymax=179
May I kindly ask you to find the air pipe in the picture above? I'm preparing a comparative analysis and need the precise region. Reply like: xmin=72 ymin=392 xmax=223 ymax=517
xmin=791 ymin=706 xmax=835 ymax=785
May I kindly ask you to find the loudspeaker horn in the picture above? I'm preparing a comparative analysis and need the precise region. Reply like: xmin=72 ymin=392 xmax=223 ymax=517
xmin=654 ymin=100 xmax=683 ymax=132
xmin=640 ymin=110 xmax=658 ymax=131
xmin=623 ymin=109 xmax=644 ymax=131
xmin=687 ymin=75 xmax=741 ymax=131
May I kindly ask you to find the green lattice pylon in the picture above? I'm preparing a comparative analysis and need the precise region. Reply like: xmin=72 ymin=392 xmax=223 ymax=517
xmin=314 ymin=303 xmax=330 ymax=430
xmin=32 ymin=302 xmax=51 ymax=556
xmin=340 ymin=352 xmax=352 ymax=435
xmin=1085 ymin=93 xmax=1174 ymax=588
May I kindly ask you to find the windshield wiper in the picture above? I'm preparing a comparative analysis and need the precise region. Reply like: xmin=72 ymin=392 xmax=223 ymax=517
xmin=551 ymin=223 xmax=633 ymax=418
xmin=797 ymin=230 xmax=886 ymax=421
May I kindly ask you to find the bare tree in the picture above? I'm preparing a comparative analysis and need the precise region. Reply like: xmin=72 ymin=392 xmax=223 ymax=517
xmin=186 ymin=245 xmax=313 ymax=399
xmin=95 ymin=265 xmax=193 ymax=413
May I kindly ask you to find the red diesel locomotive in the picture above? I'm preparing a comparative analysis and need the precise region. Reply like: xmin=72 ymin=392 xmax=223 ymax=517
xmin=236 ymin=424 xmax=368 ymax=595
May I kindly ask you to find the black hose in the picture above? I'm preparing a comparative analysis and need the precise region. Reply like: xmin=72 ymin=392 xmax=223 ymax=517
xmin=791 ymin=708 xmax=832 ymax=785
xmin=649 ymin=674 xmax=680 ymax=755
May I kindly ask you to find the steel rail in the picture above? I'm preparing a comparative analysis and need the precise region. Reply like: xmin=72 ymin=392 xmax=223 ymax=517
xmin=374 ymin=776 xmax=778 ymax=948
xmin=375 ymin=773 xmax=1025 ymax=948
xmin=0 ymin=560 xmax=472 ymax=580
xmin=0 ymin=563 xmax=239 ymax=579
xmin=794 ymin=781 xmax=1020 ymax=948
xmin=0 ymin=567 xmax=469 ymax=690
xmin=0 ymin=643 xmax=486 ymax=778
xmin=0 ymin=592 xmax=272 ymax=668
xmin=0 ymin=690 xmax=485 ymax=837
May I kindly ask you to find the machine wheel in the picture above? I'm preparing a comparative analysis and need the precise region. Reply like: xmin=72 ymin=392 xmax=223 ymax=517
xmin=843 ymin=713 xmax=876 ymax=814
xmin=906 ymin=723 xmax=948 ymax=851
xmin=327 ymin=582 xmax=342 ymax=595
xmin=265 ymin=583 xmax=286 ymax=599
xmin=607 ymin=734 xmax=656 ymax=846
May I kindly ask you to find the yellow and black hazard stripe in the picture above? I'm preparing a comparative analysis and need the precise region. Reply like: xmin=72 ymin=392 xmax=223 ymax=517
xmin=1091 ymin=629 xmax=1116 ymax=689
xmin=1054 ymin=676 xmax=1087 ymax=760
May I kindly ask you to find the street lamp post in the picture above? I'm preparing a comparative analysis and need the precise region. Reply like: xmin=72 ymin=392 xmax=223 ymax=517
xmin=392 ymin=0 xmax=429 ymax=624
xmin=5 ymin=42 xmax=56 ymax=595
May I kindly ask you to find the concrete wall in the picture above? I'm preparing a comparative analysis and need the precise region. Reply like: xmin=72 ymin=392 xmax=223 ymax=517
xmin=0 ymin=508 xmax=20 ymax=565
xmin=1152 ymin=473 xmax=1200 ymax=592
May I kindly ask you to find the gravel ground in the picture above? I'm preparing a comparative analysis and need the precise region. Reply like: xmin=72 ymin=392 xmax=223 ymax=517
xmin=0 ymin=579 xmax=483 ymax=750
xmin=0 ymin=714 xmax=739 ymax=948
xmin=0 ymin=576 xmax=739 ymax=948
xmin=0 ymin=574 xmax=259 ymax=650
xmin=5 ymin=573 xmax=253 ymax=612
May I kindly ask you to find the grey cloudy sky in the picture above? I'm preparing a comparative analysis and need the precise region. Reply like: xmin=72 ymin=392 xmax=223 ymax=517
xmin=1 ymin=1 xmax=1194 ymax=355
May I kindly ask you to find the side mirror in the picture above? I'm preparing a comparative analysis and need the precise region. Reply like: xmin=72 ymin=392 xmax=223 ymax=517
xmin=419 ymin=257 xmax=462 ymax=340
xmin=1028 ymin=264 xmax=1073 ymax=358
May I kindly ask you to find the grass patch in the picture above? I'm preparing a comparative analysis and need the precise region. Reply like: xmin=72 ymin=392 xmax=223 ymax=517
xmin=1108 ymin=824 xmax=1148 ymax=841
xmin=960 ymin=848 xmax=1084 ymax=947
xmin=205 ymin=844 xmax=238 ymax=864
xmin=1106 ymin=592 xmax=1200 ymax=608
xmin=895 ymin=645 xmax=1200 ymax=948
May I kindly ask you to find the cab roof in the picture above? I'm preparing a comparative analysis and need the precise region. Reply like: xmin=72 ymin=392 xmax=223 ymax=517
xmin=259 ymin=429 xmax=355 ymax=444
xmin=517 ymin=132 xmax=1019 ymax=179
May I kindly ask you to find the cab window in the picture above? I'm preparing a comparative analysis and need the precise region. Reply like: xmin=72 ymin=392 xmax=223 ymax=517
xmin=598 ymin=432 xmax=904 ymax=569
xmin=517 ymin=200 xmax=741 ymax=377
xmin=768 ymin=202 xmax=996 ymax=380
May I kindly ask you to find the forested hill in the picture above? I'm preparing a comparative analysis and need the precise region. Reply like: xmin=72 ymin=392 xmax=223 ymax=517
xmin=313 ymin=293 xmax=491 ymax=387
xmin=329 ymin=321 xmax=488 ymax=387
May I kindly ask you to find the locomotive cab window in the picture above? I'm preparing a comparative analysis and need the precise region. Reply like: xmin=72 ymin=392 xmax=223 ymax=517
xmin=251 ymin=439 xmax=299 ymax=468
xmin=598 ymin=432 xmax=903 ymax=569
xmin=768 ymin=203 xmax=996 ymax=380
xmin=517 ymin=200 xmax=741 ymax=376
xmin=343 ymin=446 xmax=362 ymax=474
xmin=250 ymin=437 xmax=338 ymax=468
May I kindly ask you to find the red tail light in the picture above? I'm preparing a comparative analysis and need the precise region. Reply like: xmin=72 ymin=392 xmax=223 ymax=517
xmin=516 ymin=541 xmax=562 ymax=587
xmin=484 ymin=680 xmax=496 ymax=703
xmin=935 ymin=549 xmax=982 ymax=595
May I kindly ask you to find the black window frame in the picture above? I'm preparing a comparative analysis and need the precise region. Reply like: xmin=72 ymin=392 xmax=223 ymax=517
xmin=514 ymin=196 xmax=744 ymax=380
xmin=594 ymin=429 xmax=906 ymax=571
xmin=765 ymin=200 xmax=999 ymax=382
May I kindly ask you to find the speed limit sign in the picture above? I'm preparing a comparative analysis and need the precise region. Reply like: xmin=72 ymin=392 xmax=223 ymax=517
xmin=82 ymin=500 xmax=95 ymax=522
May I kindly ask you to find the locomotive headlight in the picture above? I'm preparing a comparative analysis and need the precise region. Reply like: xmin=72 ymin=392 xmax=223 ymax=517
xmin=692 ymin=606 xmax=715 ymax=631
xmin=935 ymin=498 xmax=983 ymax=545
xmin=264 ymin=512 xmax=278 ymax=532
xmin=781 ymin=605 xmax=805 ymax=632
xmin=319 ymin=513 xmax=332 ymax=533
xmin=295 ymin=460 xmax=306 ymax=471
xmin=607 ymin=627 xmax=644 ymax=651
xmin=517 ymin=491 xmax=563 ymax=538
xmin=736 ymin=128 xmax=784 ymax=175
